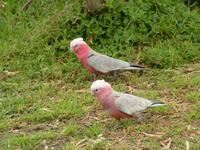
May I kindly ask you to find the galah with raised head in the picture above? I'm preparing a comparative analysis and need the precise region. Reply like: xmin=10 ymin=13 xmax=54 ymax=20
xmin=70 ymin=38 xmax=146 ymax=76
xmin=90 ymin=80 xmax=166 ymax=122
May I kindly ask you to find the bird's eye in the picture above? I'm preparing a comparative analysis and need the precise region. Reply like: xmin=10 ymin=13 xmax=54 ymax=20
xmin=95 ymin=89 xmax=98 ymax=92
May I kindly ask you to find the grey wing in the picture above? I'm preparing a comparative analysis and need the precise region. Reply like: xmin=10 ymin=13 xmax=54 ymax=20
xmin=88 ymin=54 xmax=130 ymax=73
xmin=115 ymin=94 xmax=153 ymax=115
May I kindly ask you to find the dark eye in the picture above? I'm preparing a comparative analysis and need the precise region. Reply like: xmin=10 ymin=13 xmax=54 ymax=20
xmin=95 ymin=89 xmax=98 ymax=92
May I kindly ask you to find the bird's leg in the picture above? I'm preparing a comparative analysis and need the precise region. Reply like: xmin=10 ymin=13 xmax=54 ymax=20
xmin=113 ymin=71 xmax=117 ymax=78
xmin=114 ymin=120 xmax=123 ymax=129
xmin=134 ymin=112 xmax=143 ymax=123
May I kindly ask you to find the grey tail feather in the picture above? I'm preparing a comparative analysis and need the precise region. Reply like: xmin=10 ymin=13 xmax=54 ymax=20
xmin=130 ymin=64 xmax=145 ymax=68
xmin=151 ymin=101 xmax=166 ymax=107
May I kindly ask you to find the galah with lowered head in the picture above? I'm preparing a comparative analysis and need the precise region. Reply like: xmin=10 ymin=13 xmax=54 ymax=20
xmin=70 ymin=38 xmax=146 ymax=75
xmin=90 ymin=80 xmax=166 ymax=122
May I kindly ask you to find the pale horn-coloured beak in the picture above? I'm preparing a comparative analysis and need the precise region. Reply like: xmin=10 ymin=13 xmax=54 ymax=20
xmin=91 ymin=90 xmax=95 ymax=95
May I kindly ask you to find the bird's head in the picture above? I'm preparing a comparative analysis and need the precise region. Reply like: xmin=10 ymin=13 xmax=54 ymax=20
xmin=70 ymin=38 xmax=89 ymax=54
xmin=90 ymin=80 xmax=112 ymax=96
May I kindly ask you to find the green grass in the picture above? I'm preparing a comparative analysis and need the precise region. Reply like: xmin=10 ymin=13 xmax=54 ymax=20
xmin=0 ymin=0 xmax=200 ymax=149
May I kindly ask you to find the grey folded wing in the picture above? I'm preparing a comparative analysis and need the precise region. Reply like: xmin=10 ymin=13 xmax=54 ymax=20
xmin=115 ymin=94 xmax=153 ymax=115
xmin=88 ymin=54 xmax=130 ymax=73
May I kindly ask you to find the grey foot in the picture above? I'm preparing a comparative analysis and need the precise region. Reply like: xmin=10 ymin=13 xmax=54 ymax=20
xmin=135 ymin=113 xmax=143 ymax=123
xmin=114 ymin=120 xmax=123 ymax=129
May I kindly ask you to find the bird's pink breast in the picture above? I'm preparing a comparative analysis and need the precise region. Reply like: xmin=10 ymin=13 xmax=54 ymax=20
xmin=80 ymin=58 xmax=100 ymax=74
xmin=101 ymin=96 xmax=132 ymax=120
xmin=76 ymin=48 xmax=101 ymax=74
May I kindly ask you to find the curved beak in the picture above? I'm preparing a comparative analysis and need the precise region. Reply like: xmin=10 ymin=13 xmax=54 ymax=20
xmin=69 ymin=46 xmax=74 ymax=52
xmin=91 ymin=90 xmax=95 ymax=95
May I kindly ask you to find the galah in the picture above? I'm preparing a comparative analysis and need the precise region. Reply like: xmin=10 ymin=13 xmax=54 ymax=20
xmin=90 ymin=80 xmax=166 ymax=122
xmin=70 ymin=38 xmax=146 ymax=75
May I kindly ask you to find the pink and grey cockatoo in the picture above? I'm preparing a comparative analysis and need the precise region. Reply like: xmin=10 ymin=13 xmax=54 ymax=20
xmin=90 ymin=80 xmax=166 ymax=122
xmin=70 ymin=38 xmax=145 ymax=75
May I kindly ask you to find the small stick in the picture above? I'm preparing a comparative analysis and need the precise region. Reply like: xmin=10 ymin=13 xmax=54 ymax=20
xmin=186 ymin=141 xmax=189 ymax=150
xmin=22 ymin=0 xmax=33 ymax=11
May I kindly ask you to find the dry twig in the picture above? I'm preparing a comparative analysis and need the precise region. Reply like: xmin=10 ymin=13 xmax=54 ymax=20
xmin=142 ymin=132 xmax=165 ymax=139
xmin=186 ymin=140 xmax=189 ymax=150
xmin=22 ymin=0 xmax=33 ymax=11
